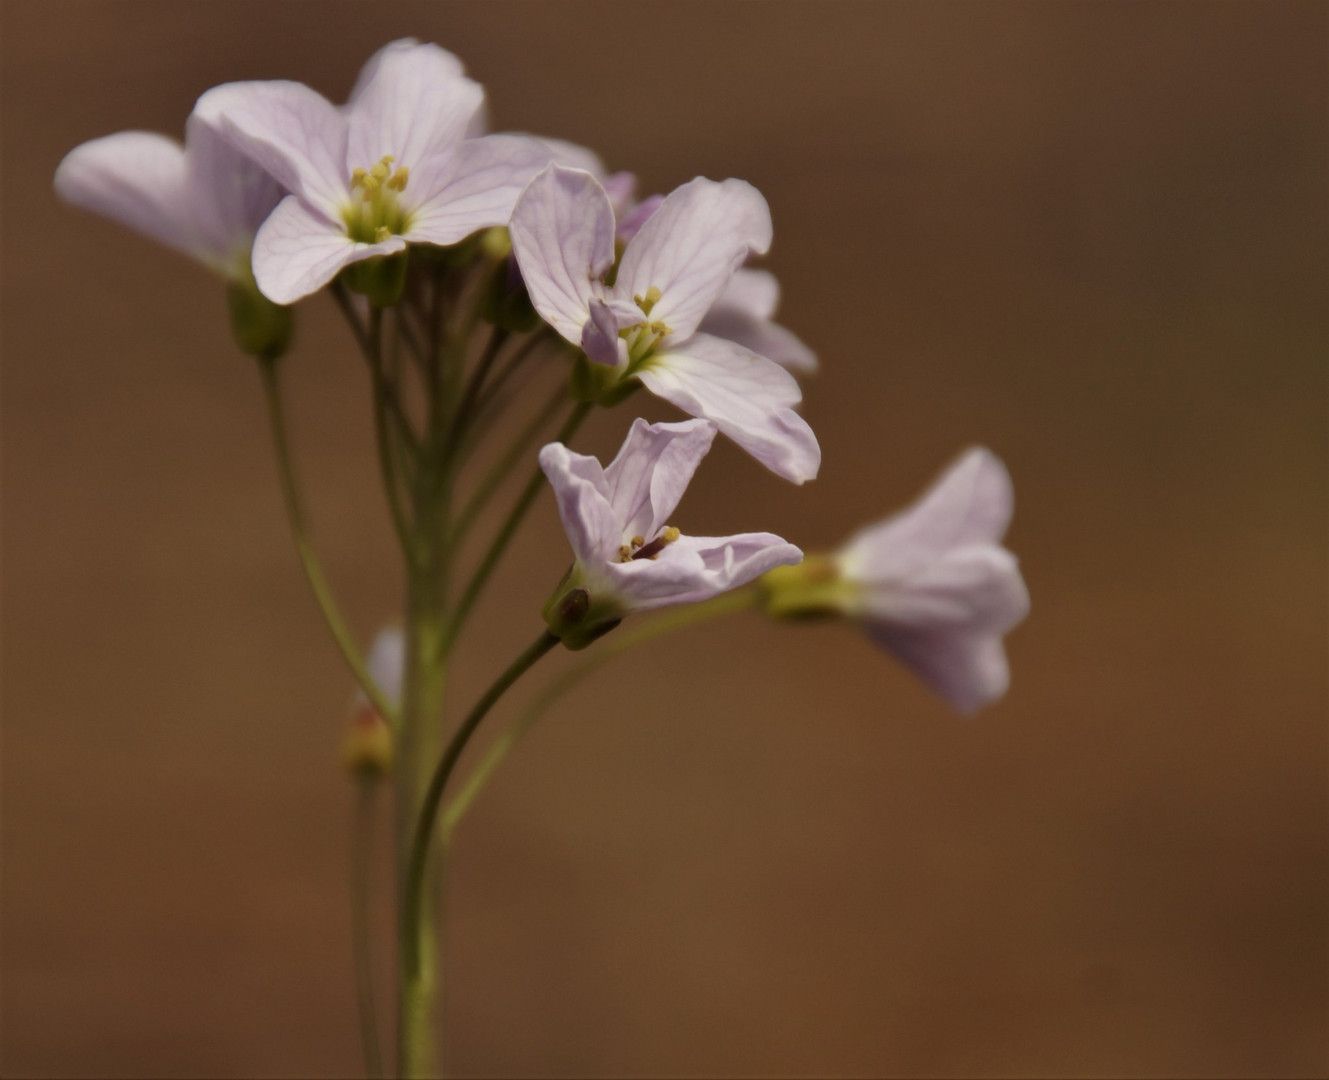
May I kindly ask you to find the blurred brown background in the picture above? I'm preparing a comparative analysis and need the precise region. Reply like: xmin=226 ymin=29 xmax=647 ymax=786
xmin=3 ymin=2 xmax=1325 ymax=1077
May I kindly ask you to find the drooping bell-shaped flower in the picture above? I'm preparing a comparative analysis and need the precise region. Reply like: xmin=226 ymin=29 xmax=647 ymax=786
xmin=194 ymin=39 xmax=555 ymax=304
xmin=762 ymin=448 xmax=1029 ymax=713
xmin=510 ymin=164 xmax=821 ymax=484
xmin=540 ymin=418 xmax=803 ymax=648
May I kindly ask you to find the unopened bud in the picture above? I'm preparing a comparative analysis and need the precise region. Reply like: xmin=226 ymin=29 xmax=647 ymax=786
xmin=341 ymin=706 xmax=393 ymax=778
xmin=227 ymin=275 xmax=292 ymax=361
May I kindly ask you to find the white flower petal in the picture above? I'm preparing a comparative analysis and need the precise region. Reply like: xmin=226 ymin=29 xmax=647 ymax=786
xmin=538 ymin=441 xmax=621 ymax=566
xmin=865 ymin=625 xmax=1012 ymax=715
xmin=601 ymin=419 xmax=717 ymax=543
xmin=407 ymin=134 xmax=553 ymax=244
xmin=605 ymin=531 xmax=802 ymax=612
xmin=638 ymin=334 xmax=821 ymax=484
xmin=195 ymin=80 xmax=349 ymax=215
xmin=252 ymin=195 xmax=398 ymax=304
xmin=698 ymin=307 xmax=818 ymax=373
xmin=718 ymin=268 xmax=780 ymax=320
xmin=536 ymin=137 xmax=606 ymax=178
xmin=841 ymin=448 xmax=1014 ymax=580
xmin=55 ymin=131 xmax=199 ymax=260
xmin=616 ymin=177 xmax=773 ymax=341
xmin=509 ymin=164 xmax=616 ymax=345
xmin=181 ymin=115 xmax=284 ymax=269
xmin=346 ymin=40 xmax=483 ymax=187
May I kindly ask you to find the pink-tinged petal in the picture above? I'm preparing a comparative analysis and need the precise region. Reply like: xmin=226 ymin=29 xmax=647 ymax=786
xmin=407 ymin=134 xmax=553 ymax=243
xmin=346 ymin=38 xmax=427 ymax=106
xmin=860 ymin=548 xmax=1029 ymax=633
xmin=602 ymin=171 xmax=637 ymax=216
xmin=359 ymin=626 xmax=406 ymax=708
xmin=606 ymin=531 xmax=802 ymax=612
xmin=536 ymin=137 xmax=606 ymax=178
xmin=55 ymin=131 xmax=199 ymax=260
xmin=841 ymin=448 xmax=1014 ymax=580
xmin=638 ymin=334 xmax=820 ymax=484
xmin=195 ymin=80 xmax=348 ymax=214
xmin=865 ymin=625 xmax=1012 ymax=715
xmin=718 ymin=268 xmax=780 ymax=319
xmin=616 ymin=177 xmax=773 ymax=340
xmin=181 ymin=115 xmax=284 ymax=269
xmin=699 ymin=307 xmax=817 ymax=373
xmin=538 ymin=441 xmax=621 ymax=565
xmin=601 ymin=419 xmax=717 ymax=542
xmin=581 ymin=298 xmax=625 ymax=367
xmin=252 ymin=195 xmax=401 ymax=304
xmin=346 ymin=41 xmax=483 ymax=183
xmin=509 ymin=164 xmax=617 ymax=345
xmin=616 ymin=193 xmax=663 ymax=243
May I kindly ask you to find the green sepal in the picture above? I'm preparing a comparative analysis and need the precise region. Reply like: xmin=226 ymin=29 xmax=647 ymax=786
xmin=341 ymin=252 xmax=408 ymax=307
xmin=541 ymin=570 xmax=624 ymax=650
xmin=227 ymin=278 xmax=293 ymax=362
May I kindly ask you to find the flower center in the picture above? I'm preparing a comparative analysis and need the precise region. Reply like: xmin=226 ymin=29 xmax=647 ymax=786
xmin=619 ymin=286 xmax=673 ymax=365
xmin=342 ymin=155 xmax=412 ymax=244
xmin=618 ymin=525 xmax=681 ymax=563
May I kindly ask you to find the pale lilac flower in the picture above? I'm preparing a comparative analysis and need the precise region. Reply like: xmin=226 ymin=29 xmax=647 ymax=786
xmin=698 ymin=269 xmax=817 ymax=373
xmin=836 ymin=448 xmax=1029 ymax=713
xmin=539 ymin=418 xmax=802 ymax=645
xmin=54 ymin=114 xmax=283 ymax=280
xmin=510 ymin=165 xmax=821 ymax=484
xmin=194 ymin=39 xmax=553 ymax=304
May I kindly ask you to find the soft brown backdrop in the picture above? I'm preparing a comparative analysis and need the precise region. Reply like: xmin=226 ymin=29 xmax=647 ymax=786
xmin=4 ymin=3 xmax=1325 ymax=1077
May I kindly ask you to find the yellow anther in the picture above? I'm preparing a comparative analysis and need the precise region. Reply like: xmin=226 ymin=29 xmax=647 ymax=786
xmin=370 ymin=158 xmax=392 ymax=182
xmin=350 ymin=167 xmax=368 ymax=186
xmin=618 ymin=544 xmax=633 ymax=562
xmin=630 ymin=535 xmax=645 ymax=549
xmin=634 ymin=285 xmax=663 ymax=316
xmin=649 ymin=320 xmax=673 ymax=336
xmin=386 ymin=165 xmax=410 ymax=192
xmin=662 ymin=526 xmax=681 ymax=543
xmin=374 ymin=226 xmax=391 ymax=243
xmin=360 ymin=174 xmax=380 ymax=197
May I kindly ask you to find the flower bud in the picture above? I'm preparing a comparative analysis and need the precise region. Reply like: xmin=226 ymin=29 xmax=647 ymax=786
xmin=341 ymin=705 xmax=393 ymax=778
xmin=227 ymin=276 xmax=292 ymax=361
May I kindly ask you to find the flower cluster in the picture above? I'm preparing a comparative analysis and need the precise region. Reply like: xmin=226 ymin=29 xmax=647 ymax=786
xmin=56 ymin=35 xmax=1027 ymax=713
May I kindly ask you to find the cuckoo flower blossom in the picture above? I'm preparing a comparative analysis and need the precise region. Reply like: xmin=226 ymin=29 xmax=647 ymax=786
xmin=540 ymin=419 xmax=803 ymax=648
xmin=510 ymin=165 xmax=821 ymax=484
xmin=55 ymin=114 xmax=283 ymax=280
xmin=195 ymin=39 xmax=553 ymax=304
xmin=763 ymin=448 xmax=1028 ymax=713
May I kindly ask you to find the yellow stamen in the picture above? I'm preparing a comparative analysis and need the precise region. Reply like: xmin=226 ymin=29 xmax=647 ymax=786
xmin=630 ymin=535 xmax=645 ymax=549
xmin=634 ymin=285 xmax=663 ymax=316
xmin=386 ymin=165 xmax=410 ymax=192
xmin=662 ymin=526 xmax=681 ymax=543
xmin=374 ymin=226 xmax=391 ymax=243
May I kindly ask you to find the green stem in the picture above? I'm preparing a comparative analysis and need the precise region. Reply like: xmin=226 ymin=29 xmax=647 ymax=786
xmin=258 ymin=359 xmax=399 ymax=727
xmin=441 ymin=588 xmax=760 ymax=837
xmin=350 ymin=776 xmax=384 ymax=1079
xmin=400 ymin=630 xmax=559 ymax=1077
xmin=445 ymin=401 xmax=592 ymax=647
xmin=448 ymin=383 xmax=569 ymax=550
xmin=366 ymin=307 xmax=418 ymax=560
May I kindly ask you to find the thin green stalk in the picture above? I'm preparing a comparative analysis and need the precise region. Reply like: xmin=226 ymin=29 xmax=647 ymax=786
xmin=445 ymin=401 xmax=593 ymax=647
xmin=441 ymin=588 xmax=760 ymax=837
xmin=470 ymin=327 xmax=557 ymax=419
xmin=444 ymin=323 xmax=508 ymax=454
xmin=350 ymin=775 xmax=384 ymax=1079
xmin=366 ymin=306 xmax=418 ymax=561
xmin=400 ymin=629 xmax=560 ymax=1078
xmin=258 ymin=359 xmax=398 ymax=727
xmin=448 ymin=382 xmax=569 ymax=549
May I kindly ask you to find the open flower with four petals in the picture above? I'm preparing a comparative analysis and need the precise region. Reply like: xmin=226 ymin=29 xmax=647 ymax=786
xmin=510 ymin=164 xmax=821 ymax=484
xmin=195 ymin=39 xmax=554 ymax=303
xmin=540 ymin=418 xmax=803 ymax=648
